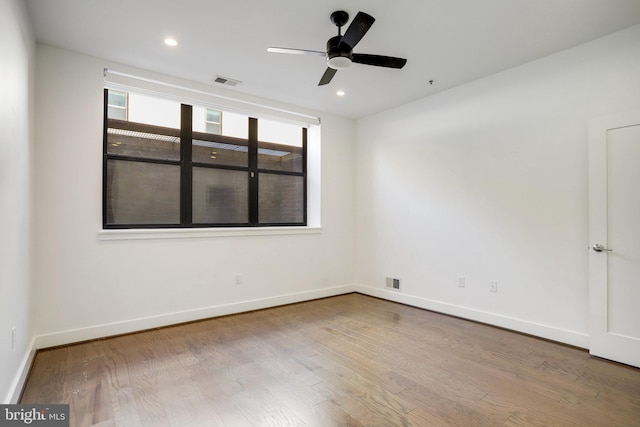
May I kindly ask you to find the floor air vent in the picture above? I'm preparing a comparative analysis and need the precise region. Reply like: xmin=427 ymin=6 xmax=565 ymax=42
xmin=386 ymin=277 xmax=401 ymax=291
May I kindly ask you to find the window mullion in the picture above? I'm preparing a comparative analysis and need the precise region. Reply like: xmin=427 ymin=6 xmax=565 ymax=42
xmin=302 ymin=127 xmax=308 ymax=225
xmin=248 ymin=117 xmax=258 ymax=225
xmin=102 ymin=89 xmax=109 ymax=227
xmin=180 ymin=104 xmax=193 ymax=226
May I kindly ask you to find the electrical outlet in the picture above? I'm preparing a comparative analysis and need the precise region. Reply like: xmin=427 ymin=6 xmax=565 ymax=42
xmin=489 ymin=280 xmax=498 ymax=292
xmin=458 ymin=276 xmax=465 ymax=287
xmin=234 ymin=274 xmax=242 ymax=285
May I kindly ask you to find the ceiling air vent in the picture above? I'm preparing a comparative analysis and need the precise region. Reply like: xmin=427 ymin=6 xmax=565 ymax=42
xmin=213 ymin=75 xmax=242 ymax=87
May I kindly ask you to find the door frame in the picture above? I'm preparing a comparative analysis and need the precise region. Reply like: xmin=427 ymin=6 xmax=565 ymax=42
xmin=588 ymin=109 xmax=640 ymax=368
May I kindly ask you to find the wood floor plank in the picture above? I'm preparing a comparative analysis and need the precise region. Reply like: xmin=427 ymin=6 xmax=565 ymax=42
xmin=309 ymin=354 xmax=417 ymax=415
xmin=310 ymin=400 xmax=365 ymax=427
xmin=20 ymin=293 xmax=640 ymax=426
xmin=306 ymin=341 xmax=407 ymax=395
xmin=311 ymin=377 xmax=410 ymax=427
xmin=21 ymin=347 xmax=70 ymax=403
xmin=255 ymin=357 xmax=326 ymax=406
xmin=389 ymin=368 xmax=513 ymax=426
xmin=231 ymin=384 xmax=308 ymax=426
xmin=186 ymin=362 xmax=252 ymax=427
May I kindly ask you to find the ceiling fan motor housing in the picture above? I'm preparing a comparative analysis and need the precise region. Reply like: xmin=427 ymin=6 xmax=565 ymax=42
xmin=326 ymin=35 xmax=352 ymax=69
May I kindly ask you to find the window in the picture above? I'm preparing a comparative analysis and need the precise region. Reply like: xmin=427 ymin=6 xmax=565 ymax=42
xmin=103 ymin=89 xmax=307 ymax=228
xmin=257 ymin=119 xmax=305 ymax=224
xmin=205 ymin=109 xmax=221 ymax=134
xmin=107 ymin=90 xmax=128 ymax=120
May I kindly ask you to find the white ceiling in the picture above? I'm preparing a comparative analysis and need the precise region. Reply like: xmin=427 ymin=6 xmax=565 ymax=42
xmin=26 ymin=0 xmax=640 ymax=119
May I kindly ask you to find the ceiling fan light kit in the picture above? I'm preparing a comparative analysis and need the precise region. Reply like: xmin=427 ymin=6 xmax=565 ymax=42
xmin=327 ymin=55 xmax=352 ymax=70
xmin=268 ymin=10 xmax=407 ymax=85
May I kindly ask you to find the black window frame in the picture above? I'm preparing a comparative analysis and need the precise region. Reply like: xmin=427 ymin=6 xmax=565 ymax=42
xmin=102 ymin=89 xmax=307 ymax=229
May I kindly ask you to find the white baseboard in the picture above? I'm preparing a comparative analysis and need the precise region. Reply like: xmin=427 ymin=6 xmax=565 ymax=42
xmin=35 ymin=284 xmax=357 ymax=349
xmin=4 ymin=336 xmax=37 ymax=404
xmin=354 ymin=284 xmax=589 ymax=349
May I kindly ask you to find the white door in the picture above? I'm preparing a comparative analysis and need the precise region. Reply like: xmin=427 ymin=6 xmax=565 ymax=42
xmin=588 ymin=110 xmax=640 ymax=368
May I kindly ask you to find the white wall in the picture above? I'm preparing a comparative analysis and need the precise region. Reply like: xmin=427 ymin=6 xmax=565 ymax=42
xmin=355 ymin=24 xmax=640 ymax=347
xmin=32 ymin=45 xmax=356 ymax=346
xmin=0 ymin=0 xmax=35 ymax=403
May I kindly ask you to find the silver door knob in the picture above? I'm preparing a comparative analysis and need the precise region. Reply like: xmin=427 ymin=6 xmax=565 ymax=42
xmin=593 ymin=243 xmax=612 ymax=252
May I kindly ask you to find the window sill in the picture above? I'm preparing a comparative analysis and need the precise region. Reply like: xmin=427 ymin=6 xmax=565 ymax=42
xmin=98 ymin=226 xmax=322 ymax=241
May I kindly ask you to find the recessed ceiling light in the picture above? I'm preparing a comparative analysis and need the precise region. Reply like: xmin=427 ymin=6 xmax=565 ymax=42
xmin=336 ymin=90 xmax=345 ymax=97
xmin=164 ymin=38 xmax=178 ymax=47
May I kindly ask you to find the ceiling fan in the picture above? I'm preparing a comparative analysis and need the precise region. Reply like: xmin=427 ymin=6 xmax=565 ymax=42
xmin=267 ymin=10 xmax=407 ymax=86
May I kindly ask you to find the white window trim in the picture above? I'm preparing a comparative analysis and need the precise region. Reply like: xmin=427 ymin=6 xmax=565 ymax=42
xmin=98 ymin=226 xmax=322 ymax=241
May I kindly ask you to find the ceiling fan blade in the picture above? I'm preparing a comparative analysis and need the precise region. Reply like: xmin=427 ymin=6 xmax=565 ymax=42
xmin=339 ymin=11 xmax=375 ymax=49
xmin=352 ymin=53 xmax=407 ymax=69
xmin=267 ymin=47 xmax=326 ymax=57
xmin=318 ymin=67 xmax=337 ymax=86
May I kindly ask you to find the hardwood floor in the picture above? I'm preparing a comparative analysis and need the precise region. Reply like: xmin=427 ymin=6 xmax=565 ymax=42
xmin=21 ymin=293 xmax=640 ymax=426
